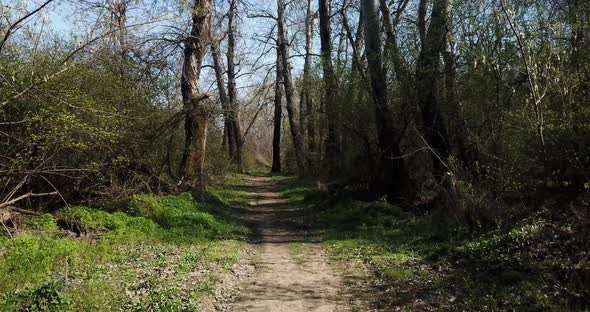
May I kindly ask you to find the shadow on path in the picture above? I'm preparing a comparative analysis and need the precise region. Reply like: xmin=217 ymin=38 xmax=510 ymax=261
xmin=221 ymin=175 xmax=370 ymax=312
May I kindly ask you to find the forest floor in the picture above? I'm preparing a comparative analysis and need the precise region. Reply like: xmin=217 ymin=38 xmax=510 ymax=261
xmin=210 ymin=174 xmax=590 ymax=311
xmin=1 ymin=174 xmax=588 ymax=311
xmin=211 ymin=175 xmax=373 ymax=311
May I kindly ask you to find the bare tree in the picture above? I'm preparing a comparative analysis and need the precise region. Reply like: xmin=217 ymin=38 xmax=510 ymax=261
xmin=277 ymin=0 xmax=305 ymax=176
xmin=500 ymin=0 xmax=547 ymax=178
xmin=442 ymin=20 xmax=479 ymax=170
xmin=182 ymin=0 xmax=212 ymax=191
xmin=319 ymin=0 xmax=339 ymax=174
xmin=301 ymin=0 xmax=316 ymax=172
xmin=341 ymin=0 xmax=363 ymax=73
xmin=415 ymin=0 xmax=452 ymax=176
xmin=106 ymin=0 xmax=129 ymax=57
xmin=211 ymin=38 xmax=237 ymax=159
xmin=226 ymin=0 xmax=243 ymax=172
xmin=362 ymin=0 xmax=414 ymax=201
xmin=271 ymin=45 xmax=283 ymax=173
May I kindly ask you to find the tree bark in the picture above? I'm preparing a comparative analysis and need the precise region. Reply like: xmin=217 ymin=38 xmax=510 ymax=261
xmin=211 ymin=39 xmax=236 ymax=159
xmin=271 ymin=46 xmax=283 ymax=173
xmin=182 ymin=0 xmax=212 ymax=191
xmin=341 ymin=4 xmax=363 ymax=74
xmin=417 ymin=0 xmax=428 ymax=46
xmin=362 ymin=0 xmax=414 ymax=202
xmin=415 ymin=0 xmax=451 ymax=177
xmin=227 ymin=0 xmax=243 ymax=172
xmin=443 ymin=30 xmax=479 ymax=170
xmin=319 ymin=0 xmax=339 ymax=175
xmin=380 ymin=0 xmax=416 ymax=130
xmin=277 ymin=0 xmax=305 ymax=176
xmin=302 ymin=0 xmax=316 ymax=173
xmin=107 ymin=0 xmax=128 ymax=58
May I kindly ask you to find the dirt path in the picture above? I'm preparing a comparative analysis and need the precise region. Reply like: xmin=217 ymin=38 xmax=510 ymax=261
xmin=224 ymin=176 xmax=368 ymax=312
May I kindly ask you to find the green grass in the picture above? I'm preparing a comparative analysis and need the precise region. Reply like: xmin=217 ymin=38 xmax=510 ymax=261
xmin=318 ymin=197 xmax=590 ymax=311
xmin=0 ymin=190 xmax=249 ymax=311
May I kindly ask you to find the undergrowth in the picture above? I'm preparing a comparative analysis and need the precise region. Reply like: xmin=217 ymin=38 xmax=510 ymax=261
xmin=0 ymin=190 xmax=249 ymax=311
xmin=319 ymin=197 xmax=590 ymax=311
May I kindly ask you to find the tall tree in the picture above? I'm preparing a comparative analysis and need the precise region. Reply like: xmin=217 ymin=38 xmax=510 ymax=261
xmin=271 ymin=45 xmax=283 ymax=173
xmin=226 ymin=0 xmax=243 ymax=172
xmin=319 ymin=0 xmax=339 ymax=174
xmin=341 ymin=0 xmax=363 ymax=73
xmin=107 ymin=0 xmax=128 ymax=58
xmin=211 ymin=38 xmax=237 ymax=159
xmin=380 ymin=0 xmax=415 ymax=131
xmin=277 ymin=0 xmax=305 ymax=176
xmin=182 ymin=0 xmax=212 ymax=191
xmin=415 ymin=0 xmax=452 ymax=176
xmin=302 ymin=0 xmax=316 ymax=172
xmin=442 ymin=23 xmax=479 ymax=170
xmin=362 ymin=0 xmax=414 ymax=201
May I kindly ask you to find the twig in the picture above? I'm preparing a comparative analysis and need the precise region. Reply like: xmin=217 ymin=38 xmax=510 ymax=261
xmin=0 ymin=191 xmax=58 ymax=208
xmin=416 ymin=129 xmax=450 ymax=171
xmin=0 ymin=219 xmax=13 ymax=238
xmin=7 ymin=206 xmax=43 ymax=216
xmin=0 ymin=0 xmax=56 ymax=53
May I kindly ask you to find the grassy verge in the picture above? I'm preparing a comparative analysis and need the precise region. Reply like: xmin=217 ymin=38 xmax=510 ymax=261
xmin=0 ymin=189 xmax=250 ymax=311
xmin=317 ymin=197 xmax=590 ymax=311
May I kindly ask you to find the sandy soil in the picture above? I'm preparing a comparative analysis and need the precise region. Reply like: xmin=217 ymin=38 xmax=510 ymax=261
xmin=221 ymin=176 xmax=371 ymax=312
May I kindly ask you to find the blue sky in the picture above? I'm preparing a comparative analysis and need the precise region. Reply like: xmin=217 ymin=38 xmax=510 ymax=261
xmin=3 ymin=0 xmax=342 ymax=100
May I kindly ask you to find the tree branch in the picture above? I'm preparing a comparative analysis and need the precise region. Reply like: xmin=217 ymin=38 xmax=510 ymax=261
xmin=0 ymin=0 xmax=56 ymax=53
xmin=0 ymin=191 xmax=58 ymax=209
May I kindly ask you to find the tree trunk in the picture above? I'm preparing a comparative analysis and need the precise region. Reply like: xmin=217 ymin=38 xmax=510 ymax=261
xmin=380 ymin=0 xmax=416 ymax=131
xmin=443 ymin=30 xmax=479 ymax=170
xmin=107 ymin=0 xmax=128 ymax=58
xmin=319 ymin=0 xmax=339 ymax=175
xmin=417 ymin=0 xmax=428 ymax=46
xmin=277 ymin=0 xmax=305 ymax=176
xmin=272 ymin=46 xmax=283 ymax=173
xmin=227 ymin=0 xmax=243 ymax=172
xmin=211 ymin=39 xmax=236 ymax=159
xmin=362 ymin=0 xmax=414 ymax=202
xmin=302 ymin=0 xmax=316 ymax=173
xmin=182 ymin=0 xmax=212 ymax=191
xmin=341 ymin=5 xmax=363 ymax=74
xmin=415 ymin=0 xmax=451 ymax=177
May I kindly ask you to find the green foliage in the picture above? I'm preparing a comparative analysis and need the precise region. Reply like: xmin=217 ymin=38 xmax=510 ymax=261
xmin=57 ymin=206 xmax=158 ymax=241
xmin=320 ymin=197 xmax=590 ymax=311
xmin=128 ymin=192 xmax=247 ymax=241
xmin=2 ymin=280 xmax=72 ymax=312
xmin=0 ymin=192 xmax=248 ymax=311
xmin=0 ymin=48 xmax=185 ymax=205
xmin=321 ymin=200 xmax=404 ymax=237
xmin=0 ymin=236 xmax=86 ymax=293
xmin=21 ymin=214 xmax=60 ymax=236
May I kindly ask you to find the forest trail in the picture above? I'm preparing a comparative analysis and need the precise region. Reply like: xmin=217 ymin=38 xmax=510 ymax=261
xmin=223 ymin=176 xmax=368 ymax=312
